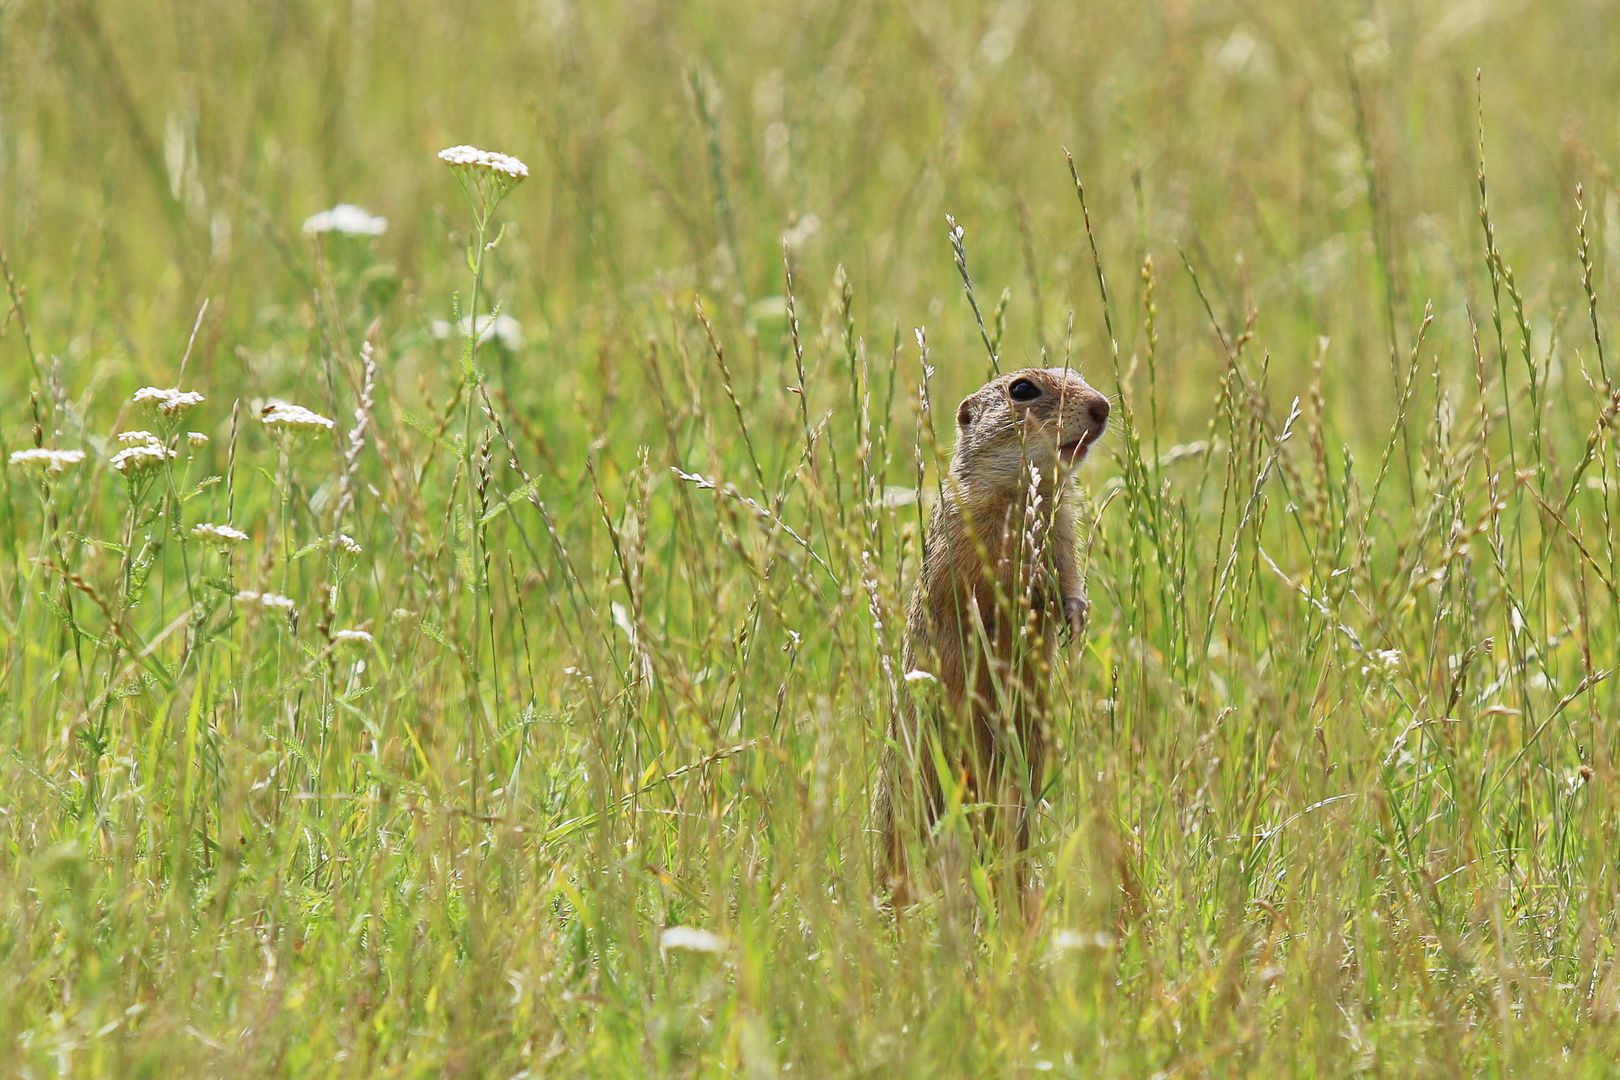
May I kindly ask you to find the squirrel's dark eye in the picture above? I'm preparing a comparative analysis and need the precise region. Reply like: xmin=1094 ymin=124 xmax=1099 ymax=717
xmin=1008 ymin=378 xmax=1041 ymax=402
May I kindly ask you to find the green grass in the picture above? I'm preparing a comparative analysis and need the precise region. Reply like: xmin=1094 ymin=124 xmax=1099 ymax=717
xmin=5 ymin=0 xmax=1620 ymax=1073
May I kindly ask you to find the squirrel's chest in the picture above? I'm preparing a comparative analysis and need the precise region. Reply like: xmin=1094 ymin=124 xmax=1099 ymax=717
xmin=909 ymin=497 xmax=1076 ymax=656
xmin=927 ymin=539 xmax=1060 ymax=641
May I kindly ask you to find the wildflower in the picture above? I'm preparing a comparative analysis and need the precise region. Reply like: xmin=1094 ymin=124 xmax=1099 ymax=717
xmin=110 ymin=441 xmax=176 ymax=476
xmin=9 ymin=448 xmax=86 ymax=473
xmin=190 ymin=522 xmax=249 ymax=545
xmin=334 ymin=533 xmax=362 ymax=556
xmin=903 ymin=669 xmax=938 ymax=684
xmin=438 ymin=145 xmax=527 ymax=221
xmin=236 ymin=590 xmax=296 ymax=613
xmin=302 ymin=203 xmax=387 ymax=237
xmin=781 ymin=212 xmax=822 ymax=249
xmin=747 ymin=296 xmax=789 ymax=323
xmin=431 ymin=313 xmax=524 ymax=351
xmin=1052 ymin=929 xmax=1116 ymax=953
xmin=116 ymin=430 xmax=163 ymax=446
xmin=133 ymin=386 xmax=205 ymax=417
xmin=331 ymin=628 xmax=374 ymax=645
xmin=658 ymin=926 xmax=727 ymax=955
xmin=260 ymin=401 xmax=335 ymax=433
xmin=437 ymin=144 xmax=529 ymax=181
xmin=186 ymin=431 xmax=209 ymax=447
xmin=1359 ymin=648 xmax=1402 ymax=677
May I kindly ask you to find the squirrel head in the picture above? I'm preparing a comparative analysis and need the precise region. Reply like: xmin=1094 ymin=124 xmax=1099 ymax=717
xmin=949 ymin=367 xmax=1110 ymax=497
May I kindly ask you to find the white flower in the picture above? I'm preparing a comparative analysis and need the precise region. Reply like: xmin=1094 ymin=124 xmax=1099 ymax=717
xmin=335 ymin=533 xmax=362 ymax=556
xmin=260 ymin=401 xmax=335 ymax=433
xmin=110 ymin=441 xmax=176 ymax=475
xmin=133 ymin=386 xmax=205 ymax=416
xmin=116 ymin=430 xmax=162 ymax=446
xmin=903 ymin=669 xmax=938 ymax=684
xmin=331 ymin=628 xmax=374 ymax=645
xmin=1360 ymin=648 xmax=1403 ymax=677
xmin=431 ymin=313 xmax=523 ymax=351
xmin=1052 ymin=929 xmax=1116 ymax=952
xmin=437 ymin=144 xmax=482 ymax=167
xmin=9 ymin=447 xmax=86 ymax=473
xmin=437 ymin=144 xmax=528 ymax=180
xmin=191 ymin=523 xmax=249 ymax=544
xmin=236 ymin=590 xmax=296 ymax=613
xmin=186 ymin=431 xmax=209 ymax=447
xmin=302 ymin=203 xmax=388 ymax=237
xmin=747 ymin=296 xmax=789 ymax=322
xmin=659 ymin=926 xmax=727 ymax=955
xmin=782 ymin=212 xmax=822 ymax=249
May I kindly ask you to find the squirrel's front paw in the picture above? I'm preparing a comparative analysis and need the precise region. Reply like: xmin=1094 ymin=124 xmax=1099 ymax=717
xmin=1063 ymin=595 xmax=1089 ymax=639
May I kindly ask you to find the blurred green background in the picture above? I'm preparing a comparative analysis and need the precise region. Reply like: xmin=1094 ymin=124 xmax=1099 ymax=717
xmin=6 ymin=0 xmax=1617 ymax=419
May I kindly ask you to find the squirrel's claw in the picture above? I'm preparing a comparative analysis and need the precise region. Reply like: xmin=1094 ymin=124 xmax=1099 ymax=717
xmin=1062 ymin=594 xmax=1089 ymax=640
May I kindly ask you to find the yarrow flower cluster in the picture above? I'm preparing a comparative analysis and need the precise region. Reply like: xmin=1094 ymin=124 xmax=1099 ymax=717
xmin=439 ymin=145 xmax=528 ymax=226
xmin=302 ymin=203 xmax=388 ymax=237
xmin=187 ymin=431 xmax=209 ymax=447
xmin=1359 ymin=647 xmax=1403 ymax=677
xmin=236 ymin=590 xmax=296 ymax=613
xmin=331 ymin=628 xmax=374 ymax=645
xmin=133 ymin=386 xmax=205 ymax=417
xmin=431 ymin=313 xmax=524 ymax=351
xmin=117 ymin=430 xmax=162 ymax=445
xmin=659 ymin=926 xmax=728 ymax=956
xmin=781 ymin=212 xmax=822 ymax=249
xmin=437 ymin=144 xmax=529 ymax=181
xmin=9 ymin=448 xmax=86 ymax=473
xmin=260 ymin=401 xmax=336 ymax=434
xmin=191 ymin=522 xmax=249 ymax=545
xmin=334 ymin=533 xmax=363 ymax=556
xmin=110 ymin=437 xmax=177 ymax=476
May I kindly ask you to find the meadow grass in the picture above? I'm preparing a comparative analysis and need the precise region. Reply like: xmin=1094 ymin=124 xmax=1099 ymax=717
xmin=4 ymin=0 xmax=1620 ymax=1073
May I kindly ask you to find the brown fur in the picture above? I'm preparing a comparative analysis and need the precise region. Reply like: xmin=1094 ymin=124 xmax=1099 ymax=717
xmin=874 ymin=366 xmax=1110 ymax=904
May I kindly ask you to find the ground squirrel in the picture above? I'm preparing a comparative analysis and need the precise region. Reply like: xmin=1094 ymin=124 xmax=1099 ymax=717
xmin=875 ymin=366 xmax=1110 ymax=904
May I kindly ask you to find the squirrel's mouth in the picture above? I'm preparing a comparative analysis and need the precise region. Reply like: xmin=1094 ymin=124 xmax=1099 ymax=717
xmin=1058 ymin=428 xmax=1100 ymax=464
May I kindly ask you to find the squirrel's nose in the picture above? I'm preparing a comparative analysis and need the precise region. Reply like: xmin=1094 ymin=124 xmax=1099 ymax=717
xmin=1088 ymin=397 xmax=1111 ymax=426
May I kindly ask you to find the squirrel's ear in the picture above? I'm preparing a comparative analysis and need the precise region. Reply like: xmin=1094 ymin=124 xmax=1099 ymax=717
xmin=956 ymin=397 xmax=975 ymax=429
